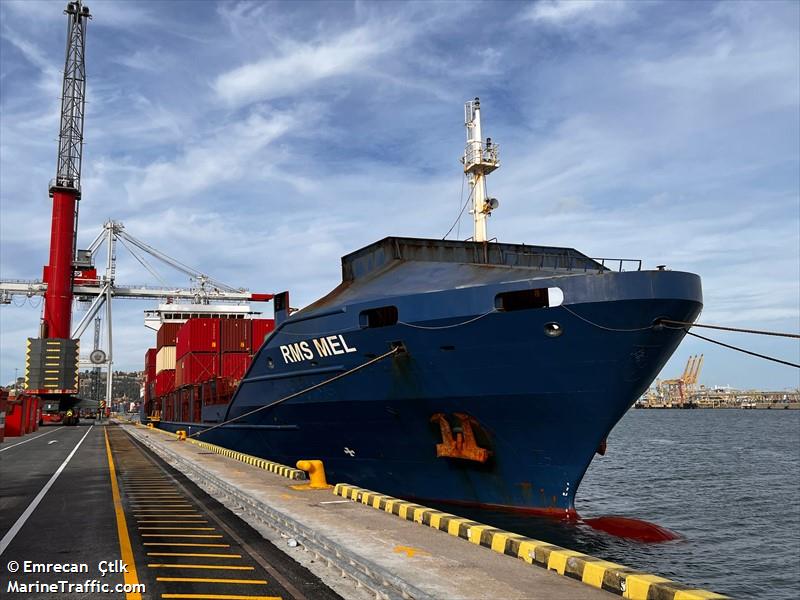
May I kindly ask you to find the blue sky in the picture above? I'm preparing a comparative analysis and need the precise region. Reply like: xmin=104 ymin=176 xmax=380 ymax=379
xmin=1 ymin=0 xmax=798 ymax=390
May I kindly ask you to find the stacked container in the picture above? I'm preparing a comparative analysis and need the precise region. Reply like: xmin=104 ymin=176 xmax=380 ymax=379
xmin=251 ymin=318 xmax=275 ymax=351
xmin=221 ymin=320 xmax=250 ymax=382
xmin=176 ymin=319 xmax=220 ymax=386
xmin=147 ymin=317 xmax=278 ymax=423
xmin=143 ymin=348 xmax=157 ymax=409
xmin=155 ymin=323 xmax=179 ymax=398
xmin=155 ymin=369 xmax=175 ymax=397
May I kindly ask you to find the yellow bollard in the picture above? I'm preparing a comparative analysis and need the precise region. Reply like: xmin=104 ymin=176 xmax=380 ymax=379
xmin=296 ymin=459 xmax=331 ymax=489
xmin=147 ymin=423 xmax=154 ymax=429
xmin=176 ymin=430 xmax=187 ymax=441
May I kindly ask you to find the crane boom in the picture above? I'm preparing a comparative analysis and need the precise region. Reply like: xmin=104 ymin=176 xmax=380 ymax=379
xmin=53 ymin=0 xmax=90 ymax=193
xmin=19 ymin=1 xmax=92 ymax=421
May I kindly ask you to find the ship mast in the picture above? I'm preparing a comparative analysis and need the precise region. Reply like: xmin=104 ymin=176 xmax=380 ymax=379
xmin=462 ymin=98 xmax=500 ymax=242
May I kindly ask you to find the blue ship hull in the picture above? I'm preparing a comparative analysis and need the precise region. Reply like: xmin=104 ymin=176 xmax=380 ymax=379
xmin=158 ymin=238 xmax=702 ymax=516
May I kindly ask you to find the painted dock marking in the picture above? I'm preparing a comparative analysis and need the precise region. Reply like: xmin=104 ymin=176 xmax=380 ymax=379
xmin=161 ymin=595 xmax=281 ymax=600
xmin=0 ymin=427 xmax=59 ymax=452
xmin=155 ymin=577 xmax=267 ymax=585
xmin=105 ymin=427 xmax=143 ymax=600
xmin=393 ymin=545 xmax=429 ymax=558
xmin=147 ymin=553 xmax=243 ymax=558
xmin=137 ymin=520 xmax=209 ymax=524
xmin=148 ymin=563 xmax=255 ymax=570
xmin=144 ymin=543 xmax=231 ymax=547
xmin=141 ymin=534 xmax=224 ymax=538
xmin=0 ymin=426 xmax=93 ymax=556
xmin=333 ymin=483 xmax=732 ymax=600
xmin=139 ymin=526 xmax=214 ymax=531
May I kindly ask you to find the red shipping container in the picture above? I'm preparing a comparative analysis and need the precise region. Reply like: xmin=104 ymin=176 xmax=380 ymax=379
xmin=28 ymin=397 xmax=40 ymax=431
xmin=221 ymin=319 xmax=251 ymax=353
xmin=251 ymin=319 xmax=275 ymax=351
xmin=155 ymin=369 xmax=175 ymax=397
xmin=176 ymin=319 xmax=220 ymax=359
xmin=21 ymin=396 xmax=32 ymax=434
xmin=0 ymin=390 xmax=6 ymax=442
xmin=144 ymin=348 xmax=158 ymax=381
xmin=177 ymin=353 xmax=218 ymax=386
xmin=5 ymin=401 xmax=24 ymax=437
xmin=157 ymin=323 xmax=181 ymax=349
xmin=222 ymin=353 xmax=251 ymax=381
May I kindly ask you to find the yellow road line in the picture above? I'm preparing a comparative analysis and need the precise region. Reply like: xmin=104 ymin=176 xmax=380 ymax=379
xmin=137 ymin=520 xmax=208 ymax=524
xmin=148 ymin=564 xmax=255 ymax=570
xmin=128 ymin=495 xmax=186 ymax=498
xmin=144 ymin=543 xmax=231 ymax=547
xmin=139 ymin=527 xmax=216 ymax=531
xmin=147 ymin=553 xmax=242 ymax=558
xmin=133 ymin=508 xmax=198 ymax=510
xmin=123 ymin=483 xmax=176 ymax=485
xmin=134 ymin=513 xmax=202 ymax=516
xmin=104 ymin=428 xmax=142 ymax=600
xmin=131 ymin=504 xmax=194 ymax=507
xmin=156 ymin=577 xmax=267 ymax=584
xmin=161 ymin=595 xmax=281 ymax=600
xmin=130 ymin=501 xmax=192 ymax=504
xmin=133 ymin=510 xmax=199 ymax=513
xmin=142 ymin=534 xmax=223 ymax=538
xmin=124 ymin=483 xmax=172 ymax=486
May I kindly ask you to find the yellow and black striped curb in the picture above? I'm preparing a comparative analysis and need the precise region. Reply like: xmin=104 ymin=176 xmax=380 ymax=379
xmin=133 ymin=422 xmax=306 ymax=481
xmin=333 ymin=484 xmax=730 ymax=600
xmin=185 ymin=437 xmax=306 ymax=481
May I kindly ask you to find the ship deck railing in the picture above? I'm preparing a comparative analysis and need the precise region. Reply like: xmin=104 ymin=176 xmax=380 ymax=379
xmin=502 ymin=251 xmax=642 ymax=272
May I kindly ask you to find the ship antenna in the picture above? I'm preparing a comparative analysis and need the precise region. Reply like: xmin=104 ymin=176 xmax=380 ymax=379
xmin=462 ymin=97 xmax=500 ymax=242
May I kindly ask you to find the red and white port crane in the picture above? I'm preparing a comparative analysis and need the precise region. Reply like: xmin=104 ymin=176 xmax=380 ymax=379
xmin=0 ymin=1 xmax=272 ymax=422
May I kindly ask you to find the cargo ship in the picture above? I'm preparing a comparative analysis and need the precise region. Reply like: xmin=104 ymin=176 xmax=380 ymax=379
xmin=144 ymin=99 xmax=703 ymax=516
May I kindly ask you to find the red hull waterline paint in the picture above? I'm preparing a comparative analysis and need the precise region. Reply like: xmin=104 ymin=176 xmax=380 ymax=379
xmin=43 ymin=188 xmax=77 ymax=339
xmin=582 ymin=516 xmax=681 ymax=542
xmin=415 ymin=496 xmax=680 ymax=542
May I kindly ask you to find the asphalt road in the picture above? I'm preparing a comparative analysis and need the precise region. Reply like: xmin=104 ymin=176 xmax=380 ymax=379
xmin=0 ymin=423 xmax=341 ymax=600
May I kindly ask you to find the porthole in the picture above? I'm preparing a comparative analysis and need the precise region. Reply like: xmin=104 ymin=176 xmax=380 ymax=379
xmin=266 ymin=357 xmax=275 ymax=369
xmin=544 ymin=322 xmax=563 ymax=338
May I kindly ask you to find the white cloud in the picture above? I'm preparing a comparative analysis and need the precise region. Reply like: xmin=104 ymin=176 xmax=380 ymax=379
xmin=1 ymin=0 xmax=798 ymax=391
xmin=522 ymin=0 xmax=635 ymax=27
xmin=214 ymin=25 xmax=396 ymax=106
xmin=126 ymin=106 xmax=303 ymax=204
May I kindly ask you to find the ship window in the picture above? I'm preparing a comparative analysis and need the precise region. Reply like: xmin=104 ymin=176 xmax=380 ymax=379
xmin=359 ymin=306 xmax=398 ymax=328
xmin=495 ymin=287 xmax=563 ymax=311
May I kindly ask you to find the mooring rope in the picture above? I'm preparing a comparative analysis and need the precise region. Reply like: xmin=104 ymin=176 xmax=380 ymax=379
xmin=660 ymin=319 xmax=800 ymax=339
xmin=398 ymin=309 xmax=496 ymax=330
xmin=188 ymin=346 xmax=401 ymax=440
xmin=559 ymin=305 xmax=655 ymax=332
xmin=558 ymin=306 xmax=799 ymax=368
xmin=683 ymin=330 xmax=799 ymax=369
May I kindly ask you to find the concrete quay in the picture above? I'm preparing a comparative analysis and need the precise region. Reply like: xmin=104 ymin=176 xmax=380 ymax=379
xmin=124 ymin=422 xmax=729 ymax=600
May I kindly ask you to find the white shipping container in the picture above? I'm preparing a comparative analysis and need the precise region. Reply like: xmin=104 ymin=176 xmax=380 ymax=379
xmin=156 ymin=346 xmax=176 ymax=374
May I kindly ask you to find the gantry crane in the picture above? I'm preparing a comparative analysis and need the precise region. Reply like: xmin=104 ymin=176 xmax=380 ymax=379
xmin=0 ymin=1 xmax=272 ymax=423
xmin=658 ymin=354 xmax=704 ymax=407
